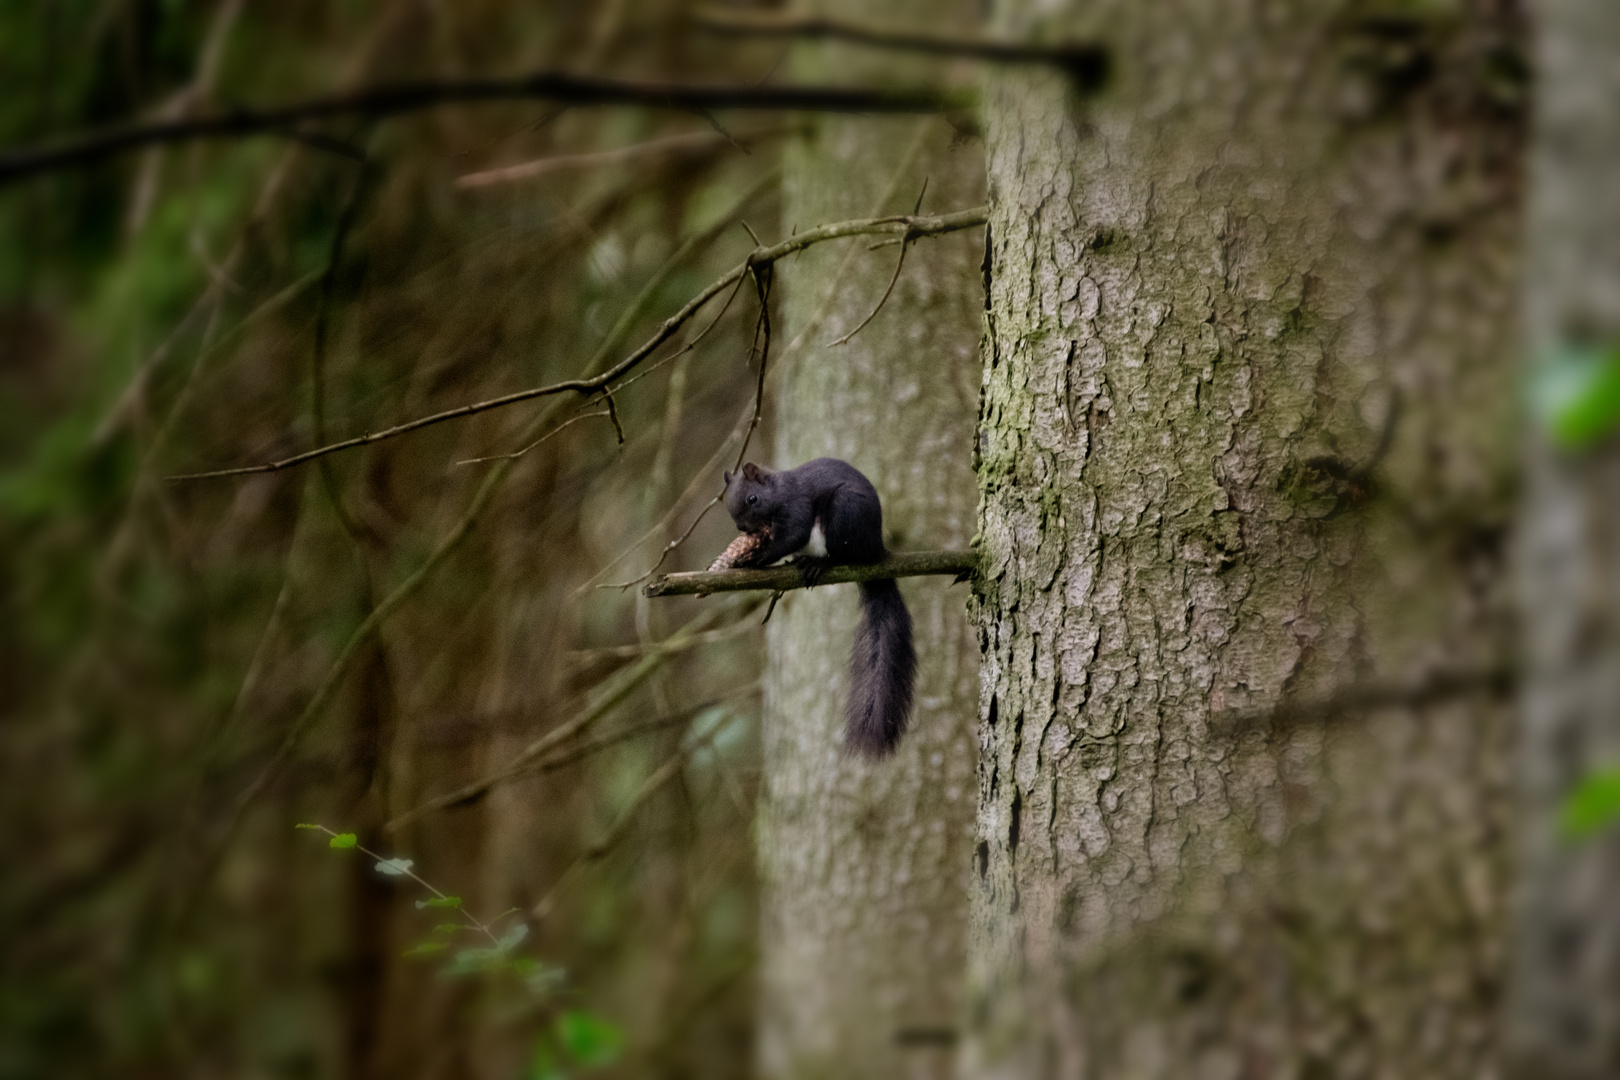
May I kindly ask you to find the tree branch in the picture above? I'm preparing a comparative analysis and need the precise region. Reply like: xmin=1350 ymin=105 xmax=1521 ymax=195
xmin=167 ymin=206 xmax=988 ymax=481
xmin=385 ymin=598 xmax=761 ymax=832
xmin=532 ymin=707 xmax=741 ymax=919
xmin=693 ymin=7 xmax=1107 ymax=77
xmin=0 ymin=73 xmax=974 ymax=185
xmin=643 ymin=550 xmax=977 ymax=598
xmin=200 ymin=177 xmax=765 ymax=867
xmin=455 ymin=125 xmax=794 ymax=189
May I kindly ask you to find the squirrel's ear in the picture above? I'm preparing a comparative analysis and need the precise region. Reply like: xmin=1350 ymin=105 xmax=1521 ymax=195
xmin=741 ymin=462 xmax=764 ymax=482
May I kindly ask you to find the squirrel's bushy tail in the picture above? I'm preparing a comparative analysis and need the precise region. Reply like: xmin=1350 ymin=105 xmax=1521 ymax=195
xmin=847 ymin=579 xmax=916 ymax=757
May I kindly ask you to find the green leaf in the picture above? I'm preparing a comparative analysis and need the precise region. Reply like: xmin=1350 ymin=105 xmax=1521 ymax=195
xmin=1561 ymin=767 xmax=1620 ymax=840
xmin=495 ymin=923 xmax=530 ymax=952
xmin=556 ymin=1011 xmax=622 ymax=1067
xmin=414 ymin=896 xmax=462 ymax=909
xmin=374 ymin=857 xmax=414 ymax=876
xmin=1530 ymin=344 xmax=1620 ymax=450
xmin=444 ymin=947 xmax=500 ymax=977
xmin=516 ymin=958 xmax=565 ymax=996
xmin=328 ymin=833 xmax=358 ymax=849
xmin=294 ymin=823 xmax=324 ymax=831
xmin=432 ymin=923 xmax=464 ymax=937
xmin=402 ymin=942 xmax=448 ymax=958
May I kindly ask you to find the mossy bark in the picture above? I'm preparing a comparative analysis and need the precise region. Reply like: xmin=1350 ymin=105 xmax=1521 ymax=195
xmin=968 ymin=2 xmax=1522 ymax=1075
xmin=755 ymin=4 xmax=985 ymax=1077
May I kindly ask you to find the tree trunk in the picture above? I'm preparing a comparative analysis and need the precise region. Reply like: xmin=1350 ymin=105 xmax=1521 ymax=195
xmin=968 ymin=2 xmax=1521 ymax=1075
xmin=756 ymin=4 xmax=985 ymax=1076
xmin=1508 ymin=1 xmax=1620 ymax=1075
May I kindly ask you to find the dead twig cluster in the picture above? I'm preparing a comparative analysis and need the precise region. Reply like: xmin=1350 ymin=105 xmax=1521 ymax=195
xmin=167 ymin=205 xmax=988 ymax=481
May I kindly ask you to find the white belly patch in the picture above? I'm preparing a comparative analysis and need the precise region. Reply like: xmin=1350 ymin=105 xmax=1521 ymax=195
xmin=804 ymin=520 xmax=828 ymax=558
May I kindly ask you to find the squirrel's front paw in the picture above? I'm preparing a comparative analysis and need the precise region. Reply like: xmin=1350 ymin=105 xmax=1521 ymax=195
xmin=793 ymin=555 xmax=830 ymax=587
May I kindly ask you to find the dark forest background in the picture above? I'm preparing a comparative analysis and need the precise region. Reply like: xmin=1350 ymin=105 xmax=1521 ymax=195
xmin=17 ymin=2 xmax=1620 ymax=1078
xmin=0 ymin=3 xmax=842 ymax=1076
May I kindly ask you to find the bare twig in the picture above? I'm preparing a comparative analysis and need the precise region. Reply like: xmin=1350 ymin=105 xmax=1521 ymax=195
xmin=385 ymin=599 xmax=759 ymax=831
xmin=532 ymin=708 xmax=741 ymax=918
xmin=731 ymin=263 xmax=773 ymax=471
xmin=453 ymin=408 xmax=613 ymax=466
xmin=607 ymin=495 xmax=724 ymax=590
xmin=92 ymin=267 xmax=322 ymax=449
xmin=692 ymin=7 xmax=1108 ymax=76
xmin=582 ymin=401 xmax=753 ymax=595
xmin=565 ymin=618 xmax=758 ymax=663
xmin=167 ymin=206 xmax=988 ymax=482
xmin=456 ymin=126 xmax=791 ymax=189
xmin=204 ymin=171 xmax=769 ymax=863
xmin=450 ymin=106 xmax=566 ymax=159
xmin=643 ymin=550 xmax=978 ymax=597
xmin=0 ymin=73 xmax=976 ymax=185
xmin=525 ymin=690 xmax=757 ymax=774
xmin=829 ymin=231 xmax=909 ymax=346
xmin=829 ymin=177 xmax=929 ymax=347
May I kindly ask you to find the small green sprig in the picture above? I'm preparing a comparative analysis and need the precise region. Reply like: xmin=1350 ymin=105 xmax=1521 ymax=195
xmin=296 ymin=824 xmax=620 ymax=1076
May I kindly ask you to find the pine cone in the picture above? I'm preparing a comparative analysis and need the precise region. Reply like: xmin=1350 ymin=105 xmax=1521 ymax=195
xmin=709 ymin=529 xmax=769 ymax=571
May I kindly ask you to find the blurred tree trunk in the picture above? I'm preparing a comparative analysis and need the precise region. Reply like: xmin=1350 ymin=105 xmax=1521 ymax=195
xmin=1508 ymin=2 xmax=1620 ymax=1076
xmin=966 ymin=2 xmax=1521 ymax=1075
xmin=758 ymin=3 xmax=985 ymax=1077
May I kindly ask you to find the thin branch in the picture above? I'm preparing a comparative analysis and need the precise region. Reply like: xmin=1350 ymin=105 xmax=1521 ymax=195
xmin=166 ymin=205 xmax=987 ymax=482
xmin=385 ymin=599 xmax=758 ymax=832
xmin=297 ymin=825 xmax=512 ymax=954
xmin=565 ymin=619 xmax=758 ymax=663
xmin=450 ymin=105 xmax=566 ymax=159
xmin=692 ymin=7 xmax=1108 ymax=76
xmin=0 ymin=73 xmax=975 ymax=185
xmin=582 ymin=397 xmax=756 ymax=595
xmin=608 ymin=495 xmax=724 ymax=591
xmin=202 ymin=175 xmax=767 ymax=864
xmin=602 ymin=387 xmax=626 ymax=445
xmin=532 ymin=709 xmax=740 ymax=919
xmin=524 ymin=690 xmax=757 ymax=774
xmin=829 ymin=176 xmax=928 ymax=347
xmin=829 ymin=231 xmax=909 ymax=346
xmin=453 ymin=408 xmax=613 ymax=466
xmin=731 ymin=263 xmax=773 ymax=471
xmin=456 ymin=126 xmax=791 ymax=189
xmin=643 ymin=550 xmax=978 ymax=597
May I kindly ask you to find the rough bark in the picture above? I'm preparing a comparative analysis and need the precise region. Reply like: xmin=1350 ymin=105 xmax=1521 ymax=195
xmin=1508 ymin=1 xmax=1620 ymax=1075
xmin=755 ymin=4 xmax=985 ymax=1076
xmin=967 ymin=2 xmax=1521 ymax=1076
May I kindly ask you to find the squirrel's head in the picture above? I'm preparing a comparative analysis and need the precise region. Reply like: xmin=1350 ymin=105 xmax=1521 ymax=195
xmin=722 ymin=461 xmax=777 ymax=533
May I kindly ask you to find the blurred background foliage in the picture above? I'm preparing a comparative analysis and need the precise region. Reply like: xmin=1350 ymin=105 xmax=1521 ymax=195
xmin=0 ymin=2 xmax=873 ymax=1076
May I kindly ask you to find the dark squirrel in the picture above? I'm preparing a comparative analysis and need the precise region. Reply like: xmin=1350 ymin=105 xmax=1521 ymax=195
xmin=721 ymin=458 xmax=916 ymax=757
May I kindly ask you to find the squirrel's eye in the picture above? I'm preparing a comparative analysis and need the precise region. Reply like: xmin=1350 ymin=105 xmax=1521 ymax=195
xmin=747 ymin=494 xmax=758 ymax=505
